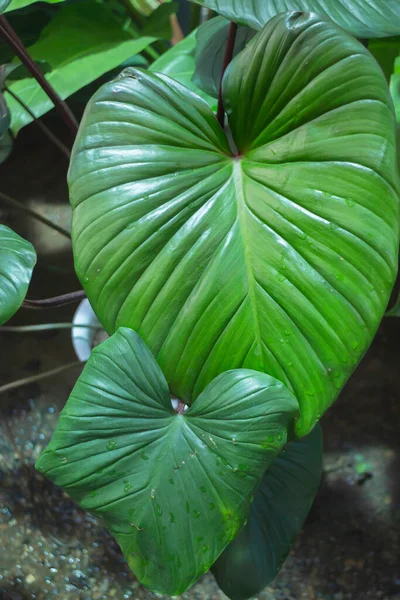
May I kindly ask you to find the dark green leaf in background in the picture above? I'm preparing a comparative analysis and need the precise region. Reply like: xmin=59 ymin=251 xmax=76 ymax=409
xmin=0 ymin=81 xmax=11 ymax=164
xmin=4 ymin=3 xmax=157 ymax=134
xmin=190 ymin=0 xmax=400 ymax=38
xmin=193 ymin=16 xmax=255 ymax=98
xmin=369 ymin=36 xmax=400 ymax=83
xmin=150 ymin=30 xmax=216 ymax=108
xmin=142 ymin=1 xmax=177 ymax=39
xmin=0 ymin=225 xmax=36 ymax=324
xmin=69 ymin=13 xmax=399 ymax=437
xmin=0 ymin=129 xmax=12 ymax=163
xmin=212 ymin=424 xmax=323 ymax=600
xmin=2 ymin=60 xmax=51 ymax=82
xmin=36 ymin=327 xmax=299 ymax=595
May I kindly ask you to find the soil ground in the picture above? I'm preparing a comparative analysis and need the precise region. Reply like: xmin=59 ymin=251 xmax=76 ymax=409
xmin=0 ymin=117 xmax=399 ymax=600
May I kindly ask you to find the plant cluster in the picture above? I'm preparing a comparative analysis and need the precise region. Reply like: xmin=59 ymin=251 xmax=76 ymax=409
xmin=1 ymin=1 xmax=400 ymax=598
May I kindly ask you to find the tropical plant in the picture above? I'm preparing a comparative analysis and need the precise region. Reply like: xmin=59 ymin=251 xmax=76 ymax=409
xmin=1 ymin=1 xmax=400 ymax=599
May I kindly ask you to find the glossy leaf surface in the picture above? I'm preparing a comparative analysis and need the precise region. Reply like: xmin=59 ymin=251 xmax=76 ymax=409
xmin=36 ymin=327 xmax=298 ymax=595
xmin=69 ymin=13 xmax=400 ymax=437
xmin=191 ymin=0 xmax=400 ymax=38
xmin=212 ymin=424 xmax=323 ymax=600
xmin=4 ymin=4 xmax=156 ymax=134
xmin=0 ymin=225 xmax=36 ymax=324
xmin=193 ymin=16 xmax=255 ymax=98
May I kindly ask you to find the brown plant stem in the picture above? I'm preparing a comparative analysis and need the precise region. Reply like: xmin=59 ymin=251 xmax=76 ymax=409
xmin=0 ymin=190 xmax=71 ymax=239
xmin=0 ymin=361 xmax=83 ymax=395
xmin=4 ymin=85 xmax=71 ymax=159
xmin=22 ymin=290 xmax=86 ymax=309
xmin=0 ymin=15 xmax=78 ymax=137
xmin=216 ymin=21 xmax=237 ymax=128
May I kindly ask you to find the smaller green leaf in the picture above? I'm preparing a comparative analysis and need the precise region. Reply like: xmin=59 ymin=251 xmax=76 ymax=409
xmin=212 ymin=424 xmax=323 ymax=600
xmin=193 ymin=16 xmax=255 ymax=98
xmin=0 ymin=225 xmax=36 ymax=324
xmin=142 ymin=1 xmax=177 ymax=39
xmin=150 ymin=30 xmax=216 ymax=109
xmin=36 ymin=327 xmax=299 ymax=595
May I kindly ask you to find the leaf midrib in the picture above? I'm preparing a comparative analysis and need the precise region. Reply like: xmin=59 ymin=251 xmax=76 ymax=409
xmin=232 ymin=160 xmax=264 ymax=368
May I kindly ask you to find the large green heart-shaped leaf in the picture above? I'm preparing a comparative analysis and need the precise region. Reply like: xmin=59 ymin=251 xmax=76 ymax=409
xmin=212 ymin=424 xmax=323 ymax=600
xmin=68 ymin=12 xmax=399 ymax=437
xmin=36 ymin=327 xmax=298 ymax=595
xmin=0 ymin=225 xmax=36 ymax=324
xmin=190 ymin=0 xmax=400 ymax=38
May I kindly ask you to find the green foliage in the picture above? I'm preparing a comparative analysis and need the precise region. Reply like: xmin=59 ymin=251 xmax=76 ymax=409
xmin=212 ymin=424 xmax=323 ymax=600
xmin=36 ymin=327 xmax=299 ymax=595
xmin=3 ymin=0 xmax=64 ymax=12
xmin=150 ymin=30 xmax=216 ymax=108
xmin=68 ymin=12 xmax=399 ymax=439
xmin=0 ymin=0 xmax=393 ymax=596
xmin=369 ymin=37 xmax=400 ymax=83
xmin=4 ymin=3 xmax=157 ymax=134
xmin=387 ymin=294 xmax=400 ymax=316
xmin=2 ymin=60 xmax=51 ymax=81
xmin=190 ymin=0 xmax=400 ymax=38
xmin=129 ymin=0 xmax=170 ymax=17
xmin=0 ymin=0 xmax=11 ymax=13
xmin=390 ymin=50 xmax=400 ymax=124
xmin=193 ymin=16 xmax=255 ymax=98
xmin=0 ymin=6 xmax=54 ymax=65
xmin=141 ymin=1 xmax=177 ymax=39
xmin=0 ymin=129 xmax=12 ymax=163
xmin=0 ymin=225 xmax=36 ymax=325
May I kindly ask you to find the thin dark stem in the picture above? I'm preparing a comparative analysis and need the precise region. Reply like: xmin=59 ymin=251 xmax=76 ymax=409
xmin=216 ymin=21 xmax=237 ymax=128
xmin=0 ymin=323 xmax=101 ymax=332
xmin=22 ymin=290 xmax=86 ymax=309
xmin=4 ymin=85 xmax=71 ymax=159
xmin=0 ymin=361 xmax=83 ymax=395
xmin=0 ymin=190 xmax=71 ymax=239
xmin=0 ymin=16 xmax=78 ymax=137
